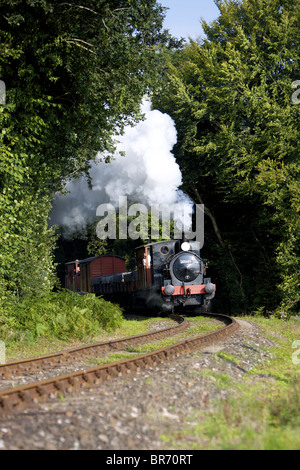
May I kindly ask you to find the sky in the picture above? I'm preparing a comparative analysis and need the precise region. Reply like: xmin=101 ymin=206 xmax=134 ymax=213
xmin=159 ymin=0 xmax=220 ymax=40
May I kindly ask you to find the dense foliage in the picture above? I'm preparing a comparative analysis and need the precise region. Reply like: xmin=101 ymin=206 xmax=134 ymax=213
xmin=0 ymin=290 xmax=123 ymax=344
xmin=0 ymin=0 xmax=175 ymax=299
xmin=152 ymin=0 xmax=300 ymax=315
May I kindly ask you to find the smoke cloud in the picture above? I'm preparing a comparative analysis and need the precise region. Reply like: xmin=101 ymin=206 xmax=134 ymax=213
xmin=50 ymin=99 xmax=193 ymax=236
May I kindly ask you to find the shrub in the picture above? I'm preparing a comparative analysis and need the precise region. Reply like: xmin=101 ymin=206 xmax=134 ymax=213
xmin=0 ymin=290 xmax=123 ymax=345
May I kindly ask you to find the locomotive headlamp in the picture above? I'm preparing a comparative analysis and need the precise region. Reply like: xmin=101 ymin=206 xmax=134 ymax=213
xmin=181 ymin=242 xmax=191 ymax=251
xmin=204 ymin=283 xmax=215 ymax=294
xmin=164 ymin=284 xmax=175 ymax=296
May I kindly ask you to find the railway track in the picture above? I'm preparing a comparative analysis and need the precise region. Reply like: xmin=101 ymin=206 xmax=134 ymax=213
xmin=0 ymin=313 xmax=239 ymax=415
xmin=0 ymin=314 xmax=188 ymax=380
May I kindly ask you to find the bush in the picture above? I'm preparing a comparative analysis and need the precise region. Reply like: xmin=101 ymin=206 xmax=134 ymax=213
xmin=0 ymin=290 xmax=123 ymax=345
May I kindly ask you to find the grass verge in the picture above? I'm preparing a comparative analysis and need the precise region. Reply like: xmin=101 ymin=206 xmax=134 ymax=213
xmin=160 ymin=315 xmax=300 ymax=450
xmin=0 ymin=290 xmax=124 ymax=359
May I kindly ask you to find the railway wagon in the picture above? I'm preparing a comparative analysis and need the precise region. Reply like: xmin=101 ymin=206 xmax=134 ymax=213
xmin=92 ymin=270 xmax=137 ymax=304
xmin=65 ymin=255 xmax=126 ymax=293
xmin=79 ymin=255 xmax=126 ymax=293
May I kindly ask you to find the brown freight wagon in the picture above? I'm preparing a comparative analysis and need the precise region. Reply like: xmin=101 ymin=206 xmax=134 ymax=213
xmin=79 ymin=255 xmax=126 ymax=293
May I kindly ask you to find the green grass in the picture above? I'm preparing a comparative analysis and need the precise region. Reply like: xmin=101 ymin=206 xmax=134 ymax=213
xmin=127 ymin=336 xmax=181 ymax=354
xmin=1 ymin=309 xmax=223 ymax=364
xmin=126 ymin=316 xmax=223 ymax=354
xmin=159 ymin=315 xmax=300 ymax=450
xmin=87 ymin=352 xmax=141 ymax=366
xmin=216 ymin=351 xmax=240 ymax=365
xmin=0 ymin=290 xmax=124 ymax=359
xmin=108 ymin=316 xmax=173 ymax=339
xmin=182 ymin=317 xmax=224 ymax=337
xmin=0 ymin=293 xmax=178 ymax=360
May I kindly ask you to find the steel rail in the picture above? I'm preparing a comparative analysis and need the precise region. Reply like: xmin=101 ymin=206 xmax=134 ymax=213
xmin=0 ymin=313 xmax=239 ymax=414
xmin=0 ymin=314 xmax=187 ymax=379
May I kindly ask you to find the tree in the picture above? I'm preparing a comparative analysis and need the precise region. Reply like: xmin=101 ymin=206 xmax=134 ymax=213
xmin=152 ymin=0 xmax=300 ymax=315
xmin=0 ymin=0 xmax=177 ymax=297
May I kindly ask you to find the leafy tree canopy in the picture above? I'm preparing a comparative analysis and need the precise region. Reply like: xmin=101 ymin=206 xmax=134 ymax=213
xmin=152 ymin=0 xmax=300 ymax=315
xmin=0 ymin=0 xmax=178 ymax=298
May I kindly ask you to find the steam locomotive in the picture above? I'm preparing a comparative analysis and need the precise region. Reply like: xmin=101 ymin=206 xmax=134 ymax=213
xmin=66 ymin=240 xmax=216 ymax=314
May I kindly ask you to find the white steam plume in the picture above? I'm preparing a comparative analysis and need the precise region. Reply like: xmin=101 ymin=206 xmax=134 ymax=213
xmin=50 ymin=99 xmax=193 ymax=236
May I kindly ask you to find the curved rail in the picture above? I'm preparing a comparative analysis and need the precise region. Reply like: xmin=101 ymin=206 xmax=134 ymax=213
xmin=0 ymin=315 xmax=187 ymax=379
xmin=0 ymin=313 xmax=239 ymax=414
